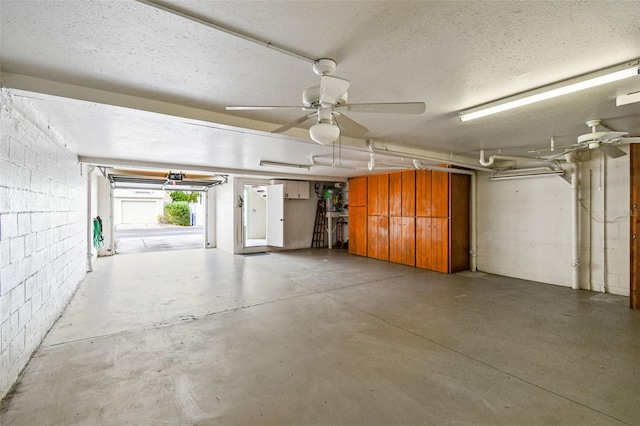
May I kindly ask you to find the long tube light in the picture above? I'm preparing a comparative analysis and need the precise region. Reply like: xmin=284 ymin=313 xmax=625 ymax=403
xmin=259 ymin=160 xmax=310 ymax=170
xmin=459 ymin=61 xmax=640 ymax=122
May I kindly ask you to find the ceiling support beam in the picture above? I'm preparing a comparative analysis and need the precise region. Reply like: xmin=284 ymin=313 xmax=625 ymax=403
xmin=78 ymin=156 xmax=347 ymax=182
xmin=1 ymin=72 xmax=367 ymax=146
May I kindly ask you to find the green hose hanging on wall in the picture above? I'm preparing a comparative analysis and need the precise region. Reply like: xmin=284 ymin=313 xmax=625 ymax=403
xmin=93 ymin=216 xmax=104 ymax=250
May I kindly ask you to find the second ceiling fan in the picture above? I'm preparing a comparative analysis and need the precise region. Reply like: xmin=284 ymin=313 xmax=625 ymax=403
xmin=226 ymin=59 xmax=426 ymax=145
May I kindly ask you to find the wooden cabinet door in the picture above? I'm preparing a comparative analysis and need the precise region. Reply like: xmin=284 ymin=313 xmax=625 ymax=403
xmin=389 ymin=216 xmax=402 ymax=264
xmin=431 ymin=171 xmax=449 ymax=218
xmin=377 ymin=174 xmax=389 ymax=216
xmin=390 ymin=217 xmax=415 ymax=266
xmin=416 ymin=217 xmax=430 ymax=269
xmin=416 ymin=217 xmax=448 ymax=272
xmin=348 ymin=207 xmax=367 ymax=256
xmin=367 ymin=175 xmax=379 ymax=215
xmin=416 ymin=170 xmax=448 ymax=217
xmin=430 ymin=218 xmax=449 ymax=273
xmin=401 ymin=170 xmax=416 ymax=217
xmin=389 ymin=172 xmax=402 ymax=217
xmin=416 ymin=170 xmax=432 ymax=217
xmin=349 ymin=176 xmax=367 ymax=207
xmin=367 ymin=216 xmax=389 ymax=261
xmin=368 ymin=174 xmax=389 ymax=216
xmin=401 ymin=217 xmax=415 ymax=266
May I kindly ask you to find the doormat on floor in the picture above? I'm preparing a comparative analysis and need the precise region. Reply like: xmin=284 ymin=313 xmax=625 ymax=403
xmin=243 ymin=252 xmax=270 ymax=257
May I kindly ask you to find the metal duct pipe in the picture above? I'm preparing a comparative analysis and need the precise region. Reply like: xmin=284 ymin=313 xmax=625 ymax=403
xmin=567 ymin=153 xmax=581 ymax=290
xmin=368 ymin=140 xmax=492 ymax=172
xmin=479 ymin=149 xmax=563 ymax=168
xmin=413 ymin=160 xmax=477 ymax=272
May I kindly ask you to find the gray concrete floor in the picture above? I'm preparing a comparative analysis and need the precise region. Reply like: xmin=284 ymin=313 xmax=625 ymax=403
xmin=1 ymin=248 xmax=639 ymax=425
xmin=114 ymin=224 xmax=204 ymax=254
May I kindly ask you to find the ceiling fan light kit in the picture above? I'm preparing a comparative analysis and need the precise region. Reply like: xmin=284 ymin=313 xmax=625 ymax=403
xmin=459 ymin=60 xmax=640 ymax=121
xmin=310 ymin=121 xmax=340 ymax=145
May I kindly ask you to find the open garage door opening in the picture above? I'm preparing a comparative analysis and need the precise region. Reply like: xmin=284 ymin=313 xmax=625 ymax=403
xmin=100 ymin=167 xmax=227 ymax=255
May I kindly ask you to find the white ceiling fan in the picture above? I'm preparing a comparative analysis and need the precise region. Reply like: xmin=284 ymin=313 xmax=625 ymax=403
xmin=226 ymin=58 xmax=426 ymax=145
xmin=534 ymin=119 xmax=640 ymax=159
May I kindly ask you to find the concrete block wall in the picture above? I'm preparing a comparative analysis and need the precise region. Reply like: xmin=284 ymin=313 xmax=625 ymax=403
xmin=578 ymin=150 xmax=631 ymax=295
xmin=0 ymin=90 xmax=87 ymax=399
xmin=477 ymin=173 xmax=573 ymax=287
xmin=477 ymin=151 xmax=630 ymax=296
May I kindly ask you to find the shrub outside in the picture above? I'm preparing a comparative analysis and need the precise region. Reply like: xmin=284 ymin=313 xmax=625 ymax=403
xmin=164 ymin=201 xmax=190 ymax=226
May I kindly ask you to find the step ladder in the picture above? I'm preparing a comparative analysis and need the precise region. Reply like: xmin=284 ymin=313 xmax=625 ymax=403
xmin=311 ymin=199 xmax=327 ymax=248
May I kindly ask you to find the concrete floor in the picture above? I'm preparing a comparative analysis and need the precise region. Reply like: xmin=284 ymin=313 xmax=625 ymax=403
xmin=114 ymin=224 xmax=204 ymax=254
xmin=1 ymin=248 xmax=639 ymax=425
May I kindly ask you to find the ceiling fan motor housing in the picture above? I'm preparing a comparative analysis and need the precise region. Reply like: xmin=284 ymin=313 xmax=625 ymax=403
xmin=312 ymin=58 xmax=337 ymax=76
xmin=303 ymin=85 xmax=348 ymax=108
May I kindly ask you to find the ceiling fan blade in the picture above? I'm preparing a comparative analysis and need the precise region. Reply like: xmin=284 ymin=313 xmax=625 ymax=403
xmin=339 ymin=102 xmax=426 ymax=114
xmin=226 ymin=105 xmax=312 ymax=111
xmin=599 ymin=131 xmax=628 ymax=142
xmin=271 ymin=113 xmax=316 ymax=133
xmin=622 ymin=137 xmax=640 ymax=143
xmin=333 ymin=112 xmax=369 ymax=135
xmin=598 ymin=144 xmax=627 ymax=158
xmin=320 ymin=75 xmax=351 ymax=105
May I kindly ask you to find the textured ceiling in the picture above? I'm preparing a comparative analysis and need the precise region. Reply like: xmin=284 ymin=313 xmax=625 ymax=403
xmin=1 ymin=0 xmax=639 ymax=178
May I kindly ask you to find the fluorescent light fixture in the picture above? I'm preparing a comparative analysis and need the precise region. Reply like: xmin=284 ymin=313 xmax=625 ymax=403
xmin=617 ymin=91 xmax=640 ymax=107
xmin=489 ymin=168 xmax=564 ymax=181
xmin=259 ymin=160 xmax=310 ymax=170
xmin=460 ymin=61 xmax=640 ymax=122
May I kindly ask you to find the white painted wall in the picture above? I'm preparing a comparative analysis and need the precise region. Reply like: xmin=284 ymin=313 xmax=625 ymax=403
xmin=477 ymin=150 xmax=630 ymax=296
xmin=96 ymin=176 xmax=114 ymax=257
xmin=0 ymin=90 xmax=87 ymax=399
xmin=215 ymin=176 xmax=236 ymax=253
xmin=477 ymin=173 xmax=573 ymax=286
xmin=205 ymin=189 xmax=216 ymax=248
xmin=578 ymin=150 xmax=630 ymax=295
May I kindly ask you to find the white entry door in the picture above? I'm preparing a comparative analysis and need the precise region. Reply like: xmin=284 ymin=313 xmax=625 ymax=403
xmin=266 ymin=184 xmax=284 ymax=247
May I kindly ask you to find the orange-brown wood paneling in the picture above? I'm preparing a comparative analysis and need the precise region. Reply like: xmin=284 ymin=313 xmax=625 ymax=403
xmin=416 ymin=217 xmax=449 ymax=272
xmin=367 ymin=215 xmax=389 ymax=261
xmin=348 ymin=176 xmax=367 ymax=207
xmin=401 ymin=170 xmax=416 ymax=216
xmin=348 ymin=207 xmax=368 ymax=257
xmin=389 ymin=216 xmax=403 ymax=264
xmin=389 ymin=216 xmax=414 ymax=266
xmin=367 ymin=175 xmax=379 ymax=216
xmin=401 ymin=216 xmax=416 ymax=266
xmin=431 ymin=171 xmax=449 ymax=218
xmin=416 ymin=170 xmax=432 ymax=217
xmin=449 ymin=173 xmax=470 ymax=273
xmin=377 ymin=174 xmax=389 ymax=217
xmin=389 ymin=172 xmax=402 ymax=217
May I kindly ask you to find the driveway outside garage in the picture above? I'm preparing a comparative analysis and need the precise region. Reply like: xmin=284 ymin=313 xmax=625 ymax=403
xmin=114 ymin=224 xmax=204 ymax=254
